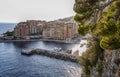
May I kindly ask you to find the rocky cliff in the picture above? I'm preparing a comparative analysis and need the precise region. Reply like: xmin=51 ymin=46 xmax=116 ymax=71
xmin=90 ymin=50 xmax=120 ymax=77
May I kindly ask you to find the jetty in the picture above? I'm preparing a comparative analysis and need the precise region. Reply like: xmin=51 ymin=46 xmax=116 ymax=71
xmin=21 ymin=49 xmax=80 ymax=63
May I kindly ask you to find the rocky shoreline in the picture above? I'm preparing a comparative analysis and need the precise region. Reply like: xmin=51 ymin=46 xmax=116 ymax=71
xmin=90 ymin=49 xmax=120 ymax=77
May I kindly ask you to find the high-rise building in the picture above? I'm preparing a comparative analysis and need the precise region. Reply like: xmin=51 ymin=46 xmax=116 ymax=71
xmin=14 ymin=20 xmax=46 ymax=38
xmin=42 ymin=22 xmax=78 ymax=40
xmin=14 ymin=17 xmax=78 ymax=40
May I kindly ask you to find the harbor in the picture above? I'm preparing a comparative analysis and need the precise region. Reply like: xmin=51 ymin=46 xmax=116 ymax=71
xmin=0 ymin=41 xmax=83 ymax=77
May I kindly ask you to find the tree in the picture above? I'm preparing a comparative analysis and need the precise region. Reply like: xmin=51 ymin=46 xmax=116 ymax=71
xmin=3 ymin=31 xmax=14 ymax=36
xmin=74 ymin=0 xmax=120 ymax=76
xmin=74 ymin=0 xmax=120 ymax=49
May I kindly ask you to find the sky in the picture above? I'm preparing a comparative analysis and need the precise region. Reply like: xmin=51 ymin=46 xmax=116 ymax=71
xmin=0 ymin=0 xmax=75 ymax=23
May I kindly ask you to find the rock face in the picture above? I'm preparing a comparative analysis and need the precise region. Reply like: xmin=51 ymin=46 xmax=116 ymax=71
xmin=102 ymin=50 xmax=120 ymax=77
xmin=90 ymin=49 xmax=120 ymax=77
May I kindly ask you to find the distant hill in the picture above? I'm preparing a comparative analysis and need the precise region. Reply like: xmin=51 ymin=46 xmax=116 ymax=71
xmin=0 ymin=23 xmax=16 ymax=34
xmin=54 ymin=16 xmax=77 ymax=24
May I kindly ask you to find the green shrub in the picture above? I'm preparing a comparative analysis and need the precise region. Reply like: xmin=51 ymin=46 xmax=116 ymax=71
xmin=96 ymin=61 xmax=103 ymax=75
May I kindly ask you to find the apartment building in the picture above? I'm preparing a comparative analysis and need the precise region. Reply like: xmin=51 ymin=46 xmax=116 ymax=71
xmin=14 ymin=19 xmax=78 ymax=40
xmin=14 ymin=20 xmax=46 ymax=38
xmin=43 ymin=22 xmax=78 ymax=40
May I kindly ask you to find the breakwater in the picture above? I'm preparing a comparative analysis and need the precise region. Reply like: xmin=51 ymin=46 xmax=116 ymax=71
xmin=0 ymin=42 xmax=82 ymax=77
xmin=21 ymin=49 xmax=80 ymax=63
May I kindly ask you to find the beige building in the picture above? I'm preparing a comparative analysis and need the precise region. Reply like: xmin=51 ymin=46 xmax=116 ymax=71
xmin=14 ymin=22 xmax=29 ymax=38
xmin=14 ymin=19 xmax=78 ymax=40
xmin=43 ymin=21 xmax=78 ymax=40
xmin=14 ymin=20 xmax=46 ymax=38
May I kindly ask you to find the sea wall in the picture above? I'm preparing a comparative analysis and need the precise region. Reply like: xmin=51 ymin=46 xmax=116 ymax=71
xmin=21 ymin=49 xmax=80 ymax=63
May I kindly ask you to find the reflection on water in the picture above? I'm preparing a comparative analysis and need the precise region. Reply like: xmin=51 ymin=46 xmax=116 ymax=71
xmin=0 ymin=41 xmax=82 ymax=77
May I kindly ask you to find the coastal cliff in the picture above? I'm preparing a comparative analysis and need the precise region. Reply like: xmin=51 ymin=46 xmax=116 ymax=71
xmin=90 ymin=49 xmax=120 ymax=77
xmin=73 ymin=0 xmax=120 ymax=76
